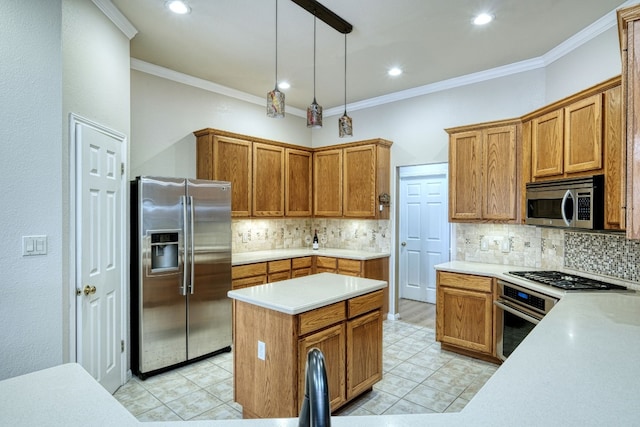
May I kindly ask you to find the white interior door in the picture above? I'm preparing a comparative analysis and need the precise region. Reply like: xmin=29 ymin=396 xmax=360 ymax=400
xmin=399 ymin=164 xmax=450 ymax=303
xmin=73 ymin=115 xmax=126 ymax=394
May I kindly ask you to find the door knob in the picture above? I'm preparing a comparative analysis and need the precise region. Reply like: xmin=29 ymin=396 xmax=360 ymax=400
xmin=401 ymin=242 xmax=406 ymax=246
xmin=83 ymin=285 xmax=97 ymax=296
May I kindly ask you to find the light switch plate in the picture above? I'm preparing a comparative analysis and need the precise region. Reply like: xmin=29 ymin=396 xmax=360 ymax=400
xmin=22 ymin=235 xmax=47 ymax=256
xmin=257 ymin=340 xmax=266 ymax=360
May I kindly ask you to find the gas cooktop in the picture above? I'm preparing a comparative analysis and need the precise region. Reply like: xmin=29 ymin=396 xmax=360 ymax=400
xmin=508 ymin=271 xmax=627 ymax=291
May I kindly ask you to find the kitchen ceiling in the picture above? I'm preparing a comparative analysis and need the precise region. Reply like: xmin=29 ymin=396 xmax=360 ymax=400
xmin=112 ymin=0 xmax=629 ymax=115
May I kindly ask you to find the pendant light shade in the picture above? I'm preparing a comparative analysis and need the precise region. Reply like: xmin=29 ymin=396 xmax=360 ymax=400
xmin=267 ymin=0 xmax=285 ymax=118
xmin=338 ymin=33 xmax=352 ymax=137
xmin=307 ymin=17 xmax=323 ymax=128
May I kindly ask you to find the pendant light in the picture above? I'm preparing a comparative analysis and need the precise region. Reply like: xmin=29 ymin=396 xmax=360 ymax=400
xmin=307 ymin=16 xmax=323 ymax=128
xmin=267 ymin=0 xmax=285 ymax=118
xmin=338 ymin=33 xmax=352 ymax=137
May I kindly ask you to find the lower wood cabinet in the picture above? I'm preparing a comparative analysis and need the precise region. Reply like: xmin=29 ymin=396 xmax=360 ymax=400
xmin=291 ymin=256 xmax=312 ymax=277
xmin=231 ymin=263 xmax=267 ymax=289
xmin=234 ymin=289 xmax=383 ymax=418
xmin=267 ymin=259 xmax=291 ymax=282
xmin=436 ymin=271 xmax=496 ymax=359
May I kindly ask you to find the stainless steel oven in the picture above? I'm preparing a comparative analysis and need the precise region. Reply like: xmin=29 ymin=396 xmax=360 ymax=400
xmin=494 ymin=280 xmax=558 ymax=361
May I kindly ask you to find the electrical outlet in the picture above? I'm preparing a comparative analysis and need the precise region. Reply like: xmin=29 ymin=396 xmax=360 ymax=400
xmin=480 ymin=238 xmax=489 ymax=251
xmin=501 ymin=238 xmax=510 ymax=253
xmin=257 ymin=340 xmax=265 ymax=360
xmin=242 ymin=231 xmax=250 ymax=243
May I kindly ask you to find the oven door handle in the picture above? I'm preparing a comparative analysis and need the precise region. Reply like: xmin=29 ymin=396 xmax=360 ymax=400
xmin=494 ymin=300 xmax=542 ymax=325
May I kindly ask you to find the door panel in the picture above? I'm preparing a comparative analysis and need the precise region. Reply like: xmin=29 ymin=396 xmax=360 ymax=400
xmin=76 ymin=120 xmax=124 ymax=393
xmin=399 ymin=168 xmax=450 ymax=304
xmin=186 ymin=180 xmax=232 ymax=359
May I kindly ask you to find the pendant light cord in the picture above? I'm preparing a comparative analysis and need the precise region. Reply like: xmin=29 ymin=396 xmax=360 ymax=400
xmin=344 ymin=33 xmax=347 ymax=114
xmin=275 ymin=0 xmax=278 ymax=88
xmin=313 ymin=15 xmax=317 ymax=100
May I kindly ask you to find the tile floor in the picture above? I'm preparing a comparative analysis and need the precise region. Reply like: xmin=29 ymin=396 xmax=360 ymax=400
xmin=115 ymin=316 xmax=498 ymax=421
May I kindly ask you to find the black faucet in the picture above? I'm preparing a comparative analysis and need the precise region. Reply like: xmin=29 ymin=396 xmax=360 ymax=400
xmin=298 ymin=348 xmax=331 ymax=427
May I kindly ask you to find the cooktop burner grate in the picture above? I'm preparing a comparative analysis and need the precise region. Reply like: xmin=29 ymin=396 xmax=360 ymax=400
xmin=508 ymin=271 xmax=626 ymax=291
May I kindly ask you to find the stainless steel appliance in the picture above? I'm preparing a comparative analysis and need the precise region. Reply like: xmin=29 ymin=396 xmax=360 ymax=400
xmin=525 ymin=174 xmax=604 ymax=229
xmin=508 ymin=270 xmax=627 ymax=291
xmin=130 ymin=176 xmax=232 ymax=379
xmin=494 ymin=280 xmax=558 ymax=361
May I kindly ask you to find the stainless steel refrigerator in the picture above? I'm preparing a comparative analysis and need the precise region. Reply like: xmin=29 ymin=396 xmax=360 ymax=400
xmin=130 ymin=176 xmax=232 ymax=379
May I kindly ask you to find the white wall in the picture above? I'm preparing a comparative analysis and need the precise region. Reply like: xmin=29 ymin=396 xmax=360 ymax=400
xmin=62 ymin=0 xmax=131 ymax=364
xmin=130 ymin=71 xmax=311 ymax=178
xmin=545 ymin=26 xmax=622 ymax=103
xmin=0 ymin=0 xmax=63 ymax=380
xmin=0 ymin=0 xmax=131 ymax=380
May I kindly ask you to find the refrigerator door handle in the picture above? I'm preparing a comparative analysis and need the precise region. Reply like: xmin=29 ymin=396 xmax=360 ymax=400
xmin=181 ymin=195 xmax=188 ymax=296
xmin=189 ymin=195 xmax=195 ymax=295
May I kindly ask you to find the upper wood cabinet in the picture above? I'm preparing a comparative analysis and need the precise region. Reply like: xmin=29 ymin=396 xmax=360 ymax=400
xmin=564 ymin=94 xmax=603 ymax=174
xmin=195 ymin=131 xmax=252 ymax=217
xmin=253 ymin=142 xmax=284 ymax=216
xmin=285 ymin=148 xmax=312 ymax=216
xmin=313 ymin=149 xmax=343 ymax=217
xmin=531 ymin=109 xmax=564 ymax=178
xmin=619 ymin=5 xmax=640 ymax=239
xmin=314 ymin=139 xmax=392 ymax=219
xmin=448 ymin=121 xmax=519 ymax=222
xmin=603 ymin=85 xmax=625 ymax=231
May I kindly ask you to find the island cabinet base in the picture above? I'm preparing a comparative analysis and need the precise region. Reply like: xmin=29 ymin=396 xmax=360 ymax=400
xmin=233 ymin=289 xmax=384 ymax=419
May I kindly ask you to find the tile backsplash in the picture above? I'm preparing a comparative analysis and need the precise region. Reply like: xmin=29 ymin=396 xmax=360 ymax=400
xmin=232 ymin=218 xmax=390 ymax=253
xmin=455 ymin=223 xmax=639 ymax=283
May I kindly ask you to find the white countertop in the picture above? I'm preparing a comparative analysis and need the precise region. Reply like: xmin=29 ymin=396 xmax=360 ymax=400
xmin=4 ymin=262 xmax=640 ymax=426
xmin=232 ymin=248 xmax=390 ymax=266
xmin=227 ymin=272 xmax=387 ymax=314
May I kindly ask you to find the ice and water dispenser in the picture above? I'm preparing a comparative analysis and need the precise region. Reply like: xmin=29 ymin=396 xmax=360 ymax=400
xmin=149 ymin=231 xmax=179 ymax=273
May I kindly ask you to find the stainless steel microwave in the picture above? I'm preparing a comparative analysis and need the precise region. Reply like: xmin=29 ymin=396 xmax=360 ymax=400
xmin=525 ymin=175 xmax=604 ymax=229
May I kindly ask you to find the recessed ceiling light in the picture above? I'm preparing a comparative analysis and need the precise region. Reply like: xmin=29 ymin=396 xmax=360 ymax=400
xmin=388 ymin=67 xmax=402 ymax=77
xmin=278 ymin=81 xmax=290 ymax=90
xmin=473 ymin=13 xmax=494 ymax=25
xmin=166 ymin=0 xmax=191 ymax=15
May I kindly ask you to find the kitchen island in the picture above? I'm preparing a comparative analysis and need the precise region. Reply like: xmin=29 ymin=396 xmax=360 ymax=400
xmin=227 ymin=273 xmax=387 ymax=419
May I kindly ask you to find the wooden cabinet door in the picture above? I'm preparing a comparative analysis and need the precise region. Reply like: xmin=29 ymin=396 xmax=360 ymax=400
xmin=213 ymin=136 xmax=252 ymax=217
xmin=298 ymin=324 xmax=347 ymax=413
xmin=621 ymin=11 xmax=640 ymax=238
xmin=436 ymin=285 xmax=493 ymax=354
xmin=564 ymin=94 xmax=603 ymax=174
xmin=313 ymin=149 xmax=343 ymax=217
xmin=449 ymin=130 xmax=482 ymax=220
xmin=343 ymin=145 xmax=376 ymax=218
xmin=603 ymin=85 xmax=624 ymax=230
xmin=253 ymin=142 xmax=284 ymax=216
xmin=346 ymin=310 xmax=382 ymax=399
xmin=285 ymin=148 xmax=312 ymax=217
xmin=482 ymin=125 xmax=517 ymax=220
xmin=532 ymin=109 xmax=564 ymax=178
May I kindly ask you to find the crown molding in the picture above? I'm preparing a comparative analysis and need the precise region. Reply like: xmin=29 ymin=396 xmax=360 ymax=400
xmin=92 ymin=0 xmax=138 ymax=40
xmin=130 ymin=59 xmax=307 ymax=118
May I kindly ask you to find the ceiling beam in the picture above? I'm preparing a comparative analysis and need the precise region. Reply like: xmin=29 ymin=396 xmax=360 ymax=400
xmin=290 ymin=0 xmax=353 ymax=34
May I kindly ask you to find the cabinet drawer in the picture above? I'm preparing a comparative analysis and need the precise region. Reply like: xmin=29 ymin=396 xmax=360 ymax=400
xmin=269 ymin=271 xmax=291 ymax=282
xmin=232 ymin=275 xmax=267 ymax=289
xmin=292 ymin=256 xmax=312 ymax=269
xmin=232 ymin=262 xmax=267 ymax=279
xmin=348 ymin=290 xmax=384 ymax=319
xmin=316 ymin=256 xmax=337 ymax=269
xmin=268 ymin=259 xmax=291 ymax=273
xmin=438 ymin=271 xmax=492 ymax=293
xmin=338 ymin=258 xmax=361 ymax=273
xmin=292 ymin=268 xmax=312 ymax=278
xmin=298 ymin=302 xmax=346 ymax=336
